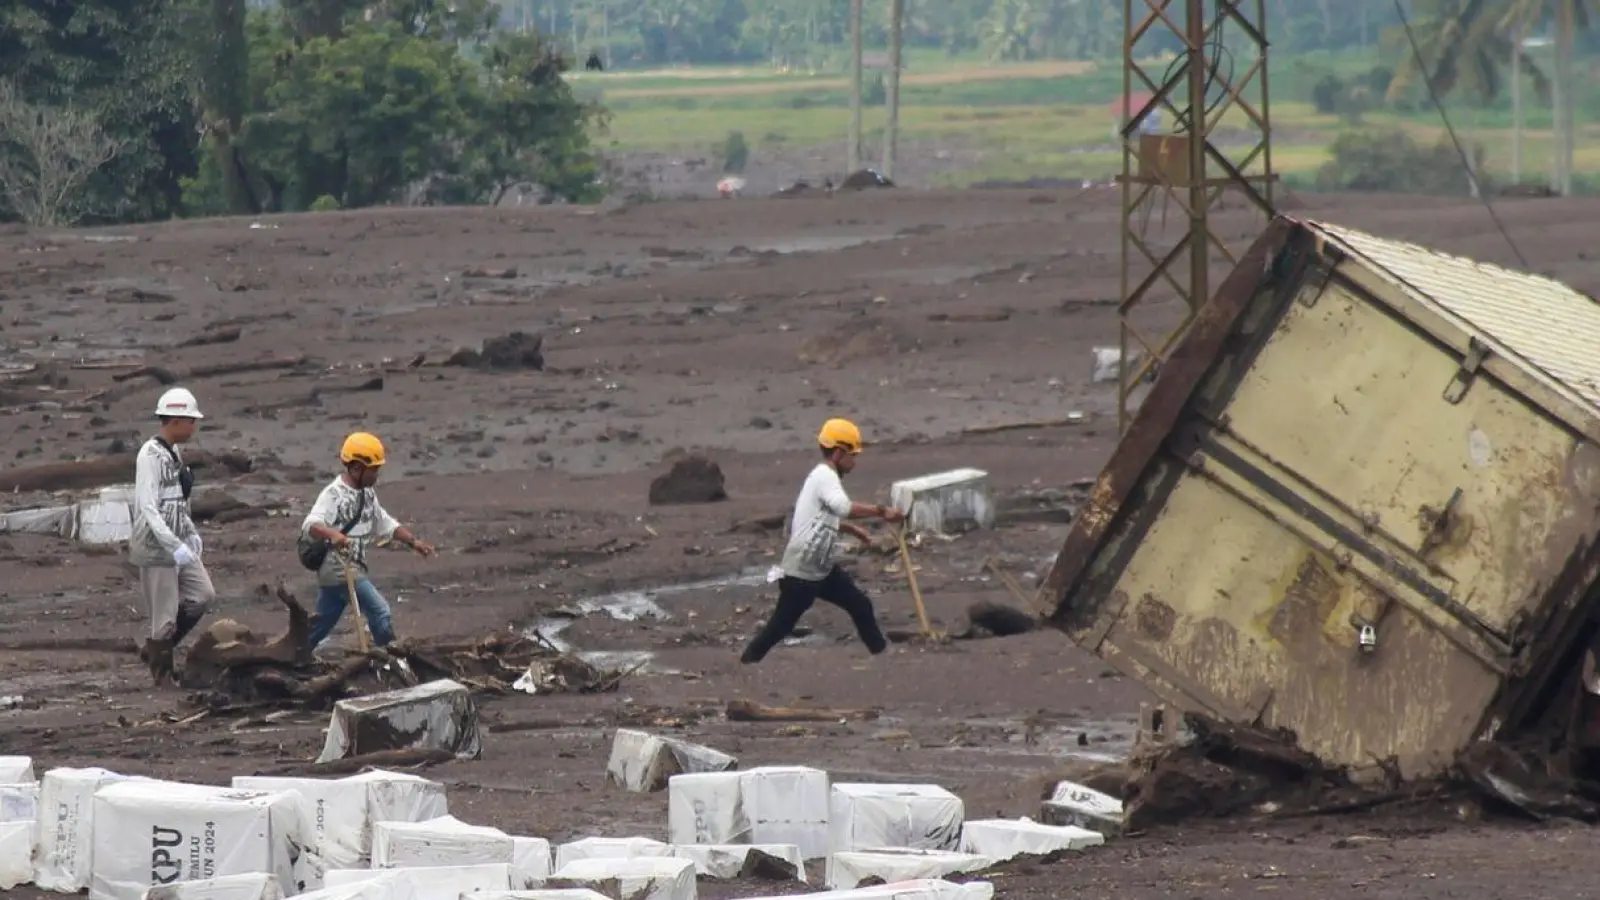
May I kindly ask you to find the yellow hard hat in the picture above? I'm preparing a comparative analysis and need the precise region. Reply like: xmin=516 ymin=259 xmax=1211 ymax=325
xmin=340 ymin=432 xmax=386 ymax=467
xmin=817 ymin=418 xmax=863 ymax=454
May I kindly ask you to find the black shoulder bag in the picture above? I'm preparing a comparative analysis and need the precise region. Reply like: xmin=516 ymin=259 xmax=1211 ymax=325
xmin=154 ymin=437 xmax=195 ymax=500
xmin=296 ymin=489 xmax=366 ymax=572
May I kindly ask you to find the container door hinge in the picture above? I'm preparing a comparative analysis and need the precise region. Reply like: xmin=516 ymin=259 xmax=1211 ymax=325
xmin=1444 ymin=338 xmax=1490 ymax=404
xmin=1298 ymin=243 xmax=1346 ymax=307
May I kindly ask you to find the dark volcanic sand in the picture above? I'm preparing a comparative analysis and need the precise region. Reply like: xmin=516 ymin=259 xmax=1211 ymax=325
xmin=4 ymin=188 xmax=1600 ymax=898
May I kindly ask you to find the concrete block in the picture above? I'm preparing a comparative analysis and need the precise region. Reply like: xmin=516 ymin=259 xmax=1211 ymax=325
xmin=957 ymin=818 xmax=1103 ymax=861
xmin=318 ymin=680 xmax=482 ymax=764
xmin=889 ymin=469 xmax=994 ymax=535
xmin=1039 ymin=780 xmax=1124 ymax=837
xmin=670 ymin=844 xmax=805 ymax=882
xmin=605 ymin=730 xmax=737 ymax=793
xmin=828 ymin=783 xmax=963 ymax=853
xmin=823 ymin=850 xmax=994 ymax=891
xmin=551 ymin=857 xmax=696 ymax=900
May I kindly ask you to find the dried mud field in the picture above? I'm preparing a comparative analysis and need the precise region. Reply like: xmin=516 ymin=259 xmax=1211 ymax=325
xmin=5 ymin=189 xmax=1600 ymax=898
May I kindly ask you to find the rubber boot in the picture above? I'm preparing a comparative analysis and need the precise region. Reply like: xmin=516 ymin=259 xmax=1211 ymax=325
xmin=145 ymin=638 xmax=175 ymax=684
xmin=172 ymin=606 xmax=205 ymax=647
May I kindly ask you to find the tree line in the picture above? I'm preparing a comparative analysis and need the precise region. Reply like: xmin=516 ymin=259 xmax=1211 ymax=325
xmin=0 ymin=0 xmax=604 ymax=226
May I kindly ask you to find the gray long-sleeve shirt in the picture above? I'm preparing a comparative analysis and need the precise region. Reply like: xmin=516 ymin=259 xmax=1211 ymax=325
xmin=130 ymin=437 xmax=197 ymax=568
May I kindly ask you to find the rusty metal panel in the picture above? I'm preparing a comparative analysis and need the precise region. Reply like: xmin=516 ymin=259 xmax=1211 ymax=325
xmin=1044 ymin=217 xmax=1600 ymax=780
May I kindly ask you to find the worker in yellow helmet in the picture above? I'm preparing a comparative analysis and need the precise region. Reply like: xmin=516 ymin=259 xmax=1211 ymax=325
xmin=297 ymin=432 xmax=435 ymax=651
xmin=740 ymin=417 xmax=905 ymax=664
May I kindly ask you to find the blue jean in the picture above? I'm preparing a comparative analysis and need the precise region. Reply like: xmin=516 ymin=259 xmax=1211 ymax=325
xmin=308 ymin=578 xmax=395 ymax=649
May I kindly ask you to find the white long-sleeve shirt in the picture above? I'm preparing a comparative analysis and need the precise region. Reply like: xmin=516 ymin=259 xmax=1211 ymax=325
xmin=130 ymin=437 xmax=196 ymax=567
xmin=779 ymin=463 xmax=853 ymax=581
xmin=301 ymin=476 xmax=402 ymax=587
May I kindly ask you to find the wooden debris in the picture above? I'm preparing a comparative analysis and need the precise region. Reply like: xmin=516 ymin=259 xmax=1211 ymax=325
xmin=264 ymin=747 xmax=455 ymax=777
xmin=111 ymin=355 xmax=307 ymax=386
xmin=726 ymin=699 xmax=880 ymax=723
xmin=177 ymin=327 xmax=243 ymax=348
xmin=0 ymin=448 xmax=254 ymax=493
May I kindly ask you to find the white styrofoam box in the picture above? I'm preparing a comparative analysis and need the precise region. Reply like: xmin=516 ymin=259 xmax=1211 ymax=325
xmin=0 ymin=820 xmax=30 ymax=890
xmin=232 ymin=775 xmax=367 ymax=891
xmin=269 ymin=883 xmax=397 ymax=900
xmin=470 ymin=883 xmax=614 ymax=890
xmin=760 ymin=879 xmax=993 ymax=900
xmin=823 ymin=850 xmax=995 ymax=891
xmin=957 ymin=818 xmax=1103 ymax=861
xmin=232 ymin=769 xmax=445 ymax=891
xmin=326 ymin=863 xmax=518 ymax=900
xmin=347 ymin=769 xmax=449 ymax=834
xmin=606 ymin=730 xmax=738 ymax=793
xmin=511 ymin=836 xmax=553 ymax=883
xmin=0 ymin=782 xmax=39 ymax=822
xmin=34 ymin=766 xmax=142 ymax=892
xmin=551 ymin=857 xmax=696 ymax=900
xmin=1040 ymin=780 xmax=1124 ymax=837
xmin=670 ymin=843 xmax=805 ymax=882
xmin=78 ymin=486 xmax=135 ymax=545
xmin=473 ymin=892 xmax=612 ymax=900
xmin=374 ymin=816 xmax=513 ymax=869
xmin=888 ymin=469 xmax=995 ymax=535
xmin=0 ymin=757 xmax=33 ymax=783
xmin=90 ymin=781 xmax=302 ymax=900
xmin=553 ymin=837 xmax=671 ymax=871
xmin=828 ymin=784 xmax=964 ymax=853
xmin=668 ymin=766 xmax=830 ymax=859
xmin=140 ymin=873 xmax=285 ymax=900
xmin=318 ymin=679 xmax=483 ymax=764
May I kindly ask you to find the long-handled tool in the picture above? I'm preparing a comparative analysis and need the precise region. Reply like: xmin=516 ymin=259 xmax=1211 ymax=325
xmin=336 ymin=547 xmax=372 ymax=652
xmin=893 ymin=522 xmax=944 ymax=641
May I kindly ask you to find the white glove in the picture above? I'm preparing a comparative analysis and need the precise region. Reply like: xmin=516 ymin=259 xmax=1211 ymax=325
xmin=186 ymin=534 xmax=203 ymax=557
xmin=173 ymin=545 xmax=198 ymax=568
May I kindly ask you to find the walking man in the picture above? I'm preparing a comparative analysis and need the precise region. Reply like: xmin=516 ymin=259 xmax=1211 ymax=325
xmin=132 ymin=387 xmax=214 ymax=682
xmin=741 ymin=417 xmax=905 ymax=664
xmin=300 ymin=432 xmax=434 ymax=651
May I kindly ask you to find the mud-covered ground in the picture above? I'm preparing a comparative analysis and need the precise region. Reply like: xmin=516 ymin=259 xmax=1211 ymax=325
xmin=4 ymin=188 xmax=1600 ymax=898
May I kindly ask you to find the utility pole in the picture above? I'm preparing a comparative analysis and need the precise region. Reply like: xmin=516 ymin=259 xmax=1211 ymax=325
xmin=848 ymin=0 xmax=863 ymax=173
xmin=1512 ymin=19 xmax=1523 ymax=184
xmin=882 ymin=0 xmax=904 ymax=179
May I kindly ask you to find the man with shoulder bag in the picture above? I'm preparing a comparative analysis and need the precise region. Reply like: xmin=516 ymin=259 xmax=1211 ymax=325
xmin=131 ymin=388 xmax=215 ymax=683
xmin=299 ymin=432 xmax=434 ymax=651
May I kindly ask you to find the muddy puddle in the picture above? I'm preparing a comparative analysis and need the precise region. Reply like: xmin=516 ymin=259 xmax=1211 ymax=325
xmin=526 ymin=569 xmax=770 ymax=673
xmin=742 ymin=234 xmax=898 ymax=255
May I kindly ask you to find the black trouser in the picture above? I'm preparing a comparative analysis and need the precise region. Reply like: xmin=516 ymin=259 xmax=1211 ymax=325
xmin=741 ymin=566 xmax=888 ymax=663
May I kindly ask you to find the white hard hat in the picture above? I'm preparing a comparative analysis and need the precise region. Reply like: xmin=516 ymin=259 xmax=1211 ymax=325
xmin=154 ymin=387 xmax=204 ymax=420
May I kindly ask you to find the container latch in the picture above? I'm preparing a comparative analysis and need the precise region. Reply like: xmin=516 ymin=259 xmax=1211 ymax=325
xmin=1443 ymin=338 xmax=1490 ymax=404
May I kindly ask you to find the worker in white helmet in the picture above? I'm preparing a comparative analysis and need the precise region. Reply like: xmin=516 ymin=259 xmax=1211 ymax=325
xmin=131 ymin=387 xmax=215 ymax=683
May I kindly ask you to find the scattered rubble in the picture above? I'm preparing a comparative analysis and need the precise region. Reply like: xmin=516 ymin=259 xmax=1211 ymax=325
xmin=445 ymin=331 xmax=545 ymax=371
xmin=647 ymin=453 xmax=727 ymax=506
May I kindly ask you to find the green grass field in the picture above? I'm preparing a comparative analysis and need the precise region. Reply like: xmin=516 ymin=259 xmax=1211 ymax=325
xmin=576 ymin=51 xmax=1599 ymax=189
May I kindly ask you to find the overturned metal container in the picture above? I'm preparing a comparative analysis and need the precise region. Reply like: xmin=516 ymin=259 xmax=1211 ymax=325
xmin=1042 ymin=216 xmax=1600 ymax=779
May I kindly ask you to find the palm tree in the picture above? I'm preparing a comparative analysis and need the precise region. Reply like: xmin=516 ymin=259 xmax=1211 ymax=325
xmin=1388 ymin=0 xmax=1583 ymax=194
